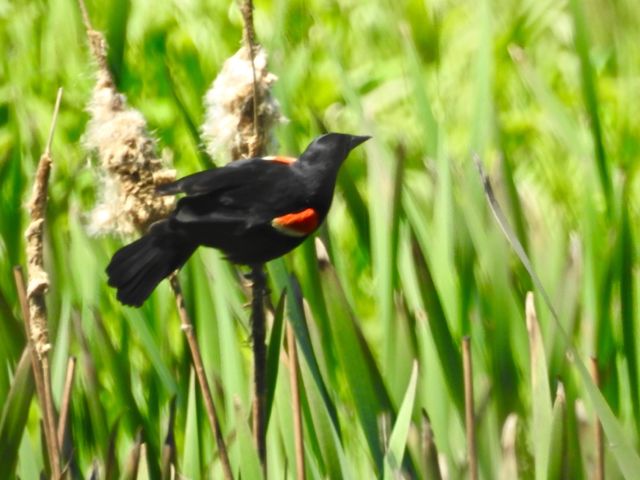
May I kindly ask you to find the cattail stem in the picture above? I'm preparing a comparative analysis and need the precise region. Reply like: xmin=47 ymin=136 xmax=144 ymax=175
xmin=123 ymin=430 xmax=143 ymax=480
xmin=249 ymin=265 xmax=268 ymax=475
xmin=22 ymin=88 xmax=63 ymax=479
xmin=240 ymin=0 xmax=269 ymax=473
xmin=57 ymin=356 xmax=76 ymax=446
xmin=421 ymin=409 xmax=443 ymax=480
xmin=58 ymin=356 xmax=78 ymax=478
xmin=169 ymin=274 xmax=233 ymax=480
xmin=79 ymin=2 xmax=230 ymax=476
xmin=13 ymin=266 xmax=49 ymax=460
xmin=462 ymin=336 xmax=478 ymax=480
xmin=240 ymin=0 xmax=259 ymax=139
xmin=77 ymin=0 xmax=113 ymax=82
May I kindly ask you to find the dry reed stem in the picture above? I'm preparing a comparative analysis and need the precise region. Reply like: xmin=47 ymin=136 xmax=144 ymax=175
xmin=249 ymin=265 xmax=268 ymax=474
xmin=123 ymin=431 xmax=142 ymax=480
xmin=552 ymin=382 xmax=568 ymax=477
xmin=161 ymin=397 xmax=178 ymax=480
xmin=421 ymin=409 xmax=443 ymax=480
xmin=462 ymin=336 xmax=477 ymax=480
xmin=500 ymin=413 xmax=519 ymax=480
xmin=240 ymin=0 xmax=259 ymax=143
xmin=57 ymin=356 xmax=77 ymax=446
xmin=13 ymin=266 xmax=47 ymax=416
xmin=239 ymin=0 xmax=269 ymax=473
xmin=14 ymin=266 xmax=54 ymax=472
xmin=525 ymin=293 xmax=544 ymax=383
xmin=239 ymin=0 xmax=265 ymax=158
xmin=199 ymin=7 xmax=280 ymax=468
xmin=23 ymin=87 xmax=63 ymax=479
xmin=78 ymin=3 xmax=231 ymax=477
xmin=590 ymin=357 xmax=605 ymax=480
xmin=169 ymin=274 xmax=233 ymax=480
xmin=286 ymin=324 xmax=306 ymax=480
xmin=58 ymin=357 xmax=78 ymax=479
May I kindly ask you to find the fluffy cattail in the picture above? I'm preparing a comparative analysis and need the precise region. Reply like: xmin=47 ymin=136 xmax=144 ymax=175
xmin=201 ymin=45 xmax=283 ymax=161
xmin=82 ymin=26 xmax=176 ymax=236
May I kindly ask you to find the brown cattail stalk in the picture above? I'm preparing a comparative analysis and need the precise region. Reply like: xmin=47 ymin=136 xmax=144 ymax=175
xmin=200 ymin=7 xmax=282 ymax=466
xmin=77 ymin=1 xmax=232 ymax=477
xmin=13 ymin=266 xmax=47 ymax=430
xmin=123 ymin=430 xmax=143 ymax=480
xmin=13 ymin=266 xmax=51 ymax=470
xmin=169 ymin=275 xmax=233 ymax=479
xmin=421 ymin=410 xmax=443 ymax=480
xmin=249 ymin=265 xmax=268 ymax=474
xmin=462 ymin=336 xmax=478 ymax=480
xmin=240 ymin=1 xmax=269 ymax=472
xmin=21 ymin=87 xmax=64 ymax=479
xmin=198 ymin=0 xmax=283 ymax=473
xmin=287 ymin=324 xmax=306 ymax=480
xmin=57 ymin=356 xmax=77 ymax=446
xmin=58 ymin=356 xmax=78 ymax=478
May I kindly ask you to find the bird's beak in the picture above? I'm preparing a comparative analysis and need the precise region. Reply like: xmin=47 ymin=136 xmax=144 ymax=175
xmin=349 ymin=135 xmax=371 ymax=150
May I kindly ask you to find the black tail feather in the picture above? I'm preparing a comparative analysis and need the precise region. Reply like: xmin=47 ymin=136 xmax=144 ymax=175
xmin=106 ymin=221 xmax=196 ymax=307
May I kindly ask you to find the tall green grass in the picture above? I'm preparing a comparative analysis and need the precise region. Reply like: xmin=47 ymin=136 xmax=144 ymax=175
xmin=1 ymin=0 xmax=640 ymax=478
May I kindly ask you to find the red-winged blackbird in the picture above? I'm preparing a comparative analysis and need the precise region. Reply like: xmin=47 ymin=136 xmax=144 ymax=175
xmin=106 ymin=133 xmax=370 ymax=307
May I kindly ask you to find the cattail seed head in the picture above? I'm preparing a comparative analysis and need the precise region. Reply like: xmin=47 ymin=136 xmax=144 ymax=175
xmin=202 ymin=45 xmax=283 ymax=161
xmin=82 ymin=29 xmax=176 ymax=236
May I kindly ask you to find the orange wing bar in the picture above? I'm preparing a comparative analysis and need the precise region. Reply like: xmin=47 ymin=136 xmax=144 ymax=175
xmin=264 ymin=155 xmax=297 ymax=165
xmin=271 ymin=208 xmax=319 ymax=237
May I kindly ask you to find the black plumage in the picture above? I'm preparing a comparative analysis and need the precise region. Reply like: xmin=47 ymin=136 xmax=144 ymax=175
xmin=106 ymin=133 xmax=369 ymax=307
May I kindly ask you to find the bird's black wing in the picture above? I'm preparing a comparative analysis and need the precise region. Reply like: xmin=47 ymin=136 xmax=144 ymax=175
xmin=157 ymin=158 xmax=272 ymax=197
xmin=169 ymin=161 xmax=311 ymax=230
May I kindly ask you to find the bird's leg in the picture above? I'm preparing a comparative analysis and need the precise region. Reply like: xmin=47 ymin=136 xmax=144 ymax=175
xmin=249 ymin=263 xmax=268 ymax=473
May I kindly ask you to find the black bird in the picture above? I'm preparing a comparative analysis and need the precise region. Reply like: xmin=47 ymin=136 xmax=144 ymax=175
xmin=106 ymin=133 xmax=370 ymax=307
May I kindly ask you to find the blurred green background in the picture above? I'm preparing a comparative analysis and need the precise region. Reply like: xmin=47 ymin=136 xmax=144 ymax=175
xmin=1 ymin=0 xmax=640 ymax=478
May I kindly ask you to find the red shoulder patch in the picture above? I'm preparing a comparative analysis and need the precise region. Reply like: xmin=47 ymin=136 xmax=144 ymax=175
xmin=264 ymin=155 xmax=297 ymax=165
xmin=271 ymin=208 xmax=319 ymax=237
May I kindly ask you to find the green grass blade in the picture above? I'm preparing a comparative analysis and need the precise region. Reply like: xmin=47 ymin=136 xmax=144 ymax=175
xmin=509 ymin=46 xmax=584 ymax=154
xmin=470 ymin=0 xmax=493 ymax=155
xmin=208 ymin=252 xmax=248 ymax=418
xmin=569 ymin=0 xmax=612 ymax=211
xmin=265 ymin=289 xmax=286 ymax=425
xmin=0 ymin=348 xmax=34 ymax=473
xmin=317 ymin=251 xmax=393 ymax=472
xmin=384 ymin=361 xmax=419 ymax=479
xmin=182 ymin=369 xmax=201 ymax=480
xmin=235 ymin=402 xmax=264 ymax=480
xmin=526 ymin=293 xmax=553 ymax=480
xmin=476 ymin=159 xmax=640 ymax=476
xmin=399 ymin=23 xmax=438 ymax=157
xmin=297 ymin=350 xmax=351 ymax=479
xmin=619 ymin=186 xmax=639 ymax=434
xmin=403 ymin=188 xmax=464 ymax=416
xmin=268 ymin=260 xmax=341 ymax=435
xmin=546 ymin=383 xmax=567 ymax=479
xmin=17 ymin=430 xmax=41 ymax=480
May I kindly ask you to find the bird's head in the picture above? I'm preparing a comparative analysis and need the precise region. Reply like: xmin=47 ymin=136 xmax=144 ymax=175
xmin=299 ymin=133 xmax=370 ymax=171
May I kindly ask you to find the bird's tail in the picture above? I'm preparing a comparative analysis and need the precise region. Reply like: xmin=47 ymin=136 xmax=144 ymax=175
xmin=106 ymin=220 xmax=196 ymax=307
